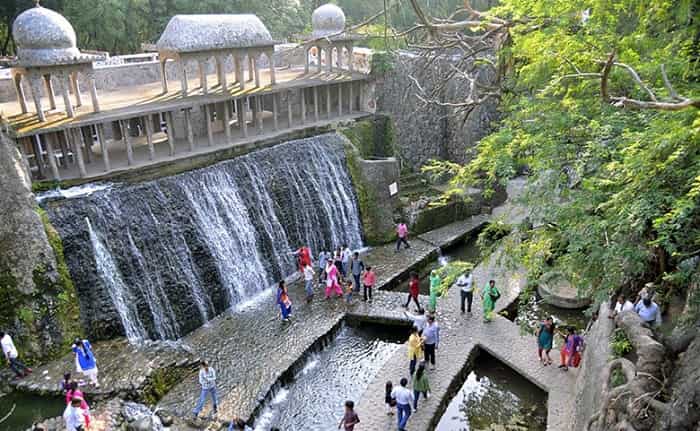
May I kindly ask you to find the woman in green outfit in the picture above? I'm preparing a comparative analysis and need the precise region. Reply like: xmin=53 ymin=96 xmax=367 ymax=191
xmin=412 ymin=363 xmax=430 ymax=410
xmin=429 ymin=270 xmax=441 ymax=312
xmin=481 ymin=279 xmax=500 ymax=323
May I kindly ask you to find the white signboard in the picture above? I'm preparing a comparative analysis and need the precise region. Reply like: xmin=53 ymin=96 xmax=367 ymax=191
xmin=389 ymin=182 xmax=398 ymax=196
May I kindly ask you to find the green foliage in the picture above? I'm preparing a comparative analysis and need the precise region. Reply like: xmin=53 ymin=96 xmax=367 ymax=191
xmin=476 ymin=221 xmax=513 ymax=256
xmin=433 ymin=261 xmax=474 ymax=296
xmin=610 ymin=367 xmax=627 ymax=387
xmin=610 ymin=328 xmax=633 ymax=358
xmin=370 ymin=51 xmax=396 ymax=76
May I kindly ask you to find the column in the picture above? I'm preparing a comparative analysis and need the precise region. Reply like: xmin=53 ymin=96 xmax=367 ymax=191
xmin=44 ymin=133 xmax=61 ymax=180
xmin=338 ymin=83 xmax=342 ymax=116
xmin=248 ymin=54 xmax=255 ymax=82
xmin=32 ymin=136 xmax=46 ymax=179
xmin=348 ymin=45 xmax=355 ymax=72
xmin=204 ymin=104 xmax=214 ymax=146
xmin=319 ymin=47 xmax=324 ymax=73
xmin=216 ymin=55 xmax=227 ymax=90
xmin=234 ymin=55 xmax=241 ymax=84
xmin=198 ymin=60 xmax=208 ymax=95
xmin=13 ymin=74 xmax=28 ymax=114
xmin=96 ymin=123 xmax=110 ymax=171
xmin=184 ymin=108 xmax=195 ymax=151
xmin=223 ymin=101 xmax=233 ymax=143
xmin=86 ymin=71 xmax=100 ymax=112
xmin=165 ymin=111 xmax=176 ymax=156
xmin=59 ymin=73 xmax=75 ymax=118
xmin=304 ymin=46 xmax=310 ymax=74
xmin=80 ymin=126 xmax=92 ymax=163
xmin=268 ymin=49 xmax=276 ymax=85
xmin=44 ymin=75 xmax=56 ymax=110
xmin=120 ymin=120 xmax=134 ymax=165
xmin=236 ymin=55 xmax=245 ymax=91
xmin=287 ymin=90 xmax=293 ymax=127
xmin=253 ymin=54 xmax=261 ymax=88
xmin=300 ymin=88 xmax=306 ymax=124
xmin=160 ymin=59 xmax=169 ymax=93
xmin=58 ymin=130 xmax=70 ymax=167
xmin=328 ymin=45 xmax=334 ymax=72
xmin=29 ymin=76 xmax=45 ymax=121
xmin=326 ymin=84 xmax=331 ymax=118
xmin=70 ymin=129 xmax=87 ymax=178
xmin=272 ymin=94 xmax=279 ymax=131
xmin=238 ymin=99 xmax=248 ymax=138
xmin=313 ymin=86 xmax=319 ymax=122
xmin=144 ymin=115 xmax=155 ymax=160
xmin=349 ymin=82 xmax=354 ymax=113
xmin=180 ymin=61 xmax=189 ymax=96
xmin=71 ymin=72 xmax=82 ymax=107
xmin=255 ymin=96 xmax=263 ymax=133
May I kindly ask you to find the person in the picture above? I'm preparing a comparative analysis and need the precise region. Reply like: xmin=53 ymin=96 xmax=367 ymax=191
xmin=422 ymin=315 xmax=440 ymax=370
xmin=65 ymin=381 xmax=90 ymax=429
xmin=457 ymin=271 xmax=474 ymax=314
xmin=395 ymin=222 xmax=410 ymax=252
xmin=341 ymin=245 xmax=352 ymax=278
xmin=403 ymin=272 xmax=422 ymax=311
xmin=60 ymin=372 xmax=72 ymax=394
xmin=412 ymin=364 xmax=430 ymax=411
xmin=636 ymin=282 xmax=655 ymax=304
xmin=325 ymin=260 xmax=344 ymax=298
xmin=334 ymin=248 xmax=344 ymax=278
xmin=303 ymin=263 xmax=315 ymax=303
xmin=362 ymin=266 xmax=376 ymax=302
xmin=345 ymin=280 xmax=354 ymax=304
xmin=404 ymin=308 xmax=427 ymax=333
xmin=610 ymin=294 xmax=635 ymax=319
xmin=1 ymin=331 xmax=31 ymax=378
xmin=338 ymin=400 xmax=360 ymax=430
xmin=295 ymin=245 xmax=312 ymax=273
xmin=228 ymin=417 xmax=252 ymax=431
xmin=428 ymin=270 xmax=440 ymax=312
xmin=391 ymin=377 xmax=414 ymax=431
xmin=558 ymin=327 xmax=584 ymax=371
xmin=350 ymin=252 xmax=365 ymax=293
xmin=72 ymin=339 xmax=98 ymax=387
xmin=481 ymin=280 xmax=500 ymax=323
xmin=384 ymin=381 xmax=396 ymax=415
xmin=635 ymin=297 xmax=662 ymax=327
xmin=277 ymin=281 xmax=292 ymax=321
xmin=536 ymin=317 xmax=555 ymax=366
xmin=193 ymin=360 xmax=218 ymax=418
xmin=63 ymin=396 xmax=86 ymax=431
xmin=407 ymin=327 xmax=424 ymax=376
xmin=318 ymin=251 xmax=330 ymax=284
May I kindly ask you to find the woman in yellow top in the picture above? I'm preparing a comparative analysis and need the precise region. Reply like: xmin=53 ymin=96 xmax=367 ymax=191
xmin=407 ymin=326 xmax=424 ymax=376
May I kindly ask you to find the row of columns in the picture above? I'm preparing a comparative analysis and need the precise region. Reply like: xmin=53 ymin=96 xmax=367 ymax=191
xmin=304 ymin=43 xmax=355 ymax=75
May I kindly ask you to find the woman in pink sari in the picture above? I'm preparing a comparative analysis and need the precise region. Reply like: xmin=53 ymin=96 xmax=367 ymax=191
xmin=325 ymin=260 xmax=343 ymax=298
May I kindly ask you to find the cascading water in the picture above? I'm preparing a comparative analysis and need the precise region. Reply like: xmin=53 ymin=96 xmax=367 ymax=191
xmin=45 ymin=133 xmax=363 ymax=341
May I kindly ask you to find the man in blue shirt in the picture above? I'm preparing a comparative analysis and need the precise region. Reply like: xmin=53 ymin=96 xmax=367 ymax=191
xmin=634 ymin=298 xmax=661 ymax=327
xmin=422 ymin=315 xmax=440 ymax=370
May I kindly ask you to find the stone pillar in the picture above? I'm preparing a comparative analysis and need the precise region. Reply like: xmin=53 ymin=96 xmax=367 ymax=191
xmin=216 ymin=55 xmax=227 ymax=90
xmin=287 ymin=91 xmax=293 ymax=127
xmin=165 ymin=111 xmax=176 ymax=156
xmin=184 ymin=108 xmax=195 ymax=151
xmin=318 ymin=47 xmax=324 ymax=73
xmin=338 ymin=83 xmax=342 ymax=116
xmin=254 ymin=54 xmax=261 ymax=88
xmin=29 ymin=75 xmax=45 ymax=122
xmin=313 ymin=86 xmax=319 ymax=122
xmin=236 ymin=55 xmax=245 ymax=91
xmin=348 ymin=45 xmax=355 ymax=72
xmin=144 ymin=115 xmax=155 ymax=160
xmin=71 ymin=72 xmax=82 ymax=107
xmin=268 ymin=49 xmax=276 ymax=85
xmin=248 ymin=54 xmax=255 ymax=82
xmin=204 ymin=104 xmax=214 ymax=146
xmin=224 ymin=101 xmax=233 ymax=143
xmin=86 ymin=71 xmax=100 ymax=112
xmin=80 ymin=126 xmax=92 ymax=163
xmin=326 ymin=84 xmax=331 ymax=118
xmin=239 ymin=99 xmax=248 ymax=138
xmin=57 ymin=130 xmax=69 ymax=167
xmin=255 ymin=96 xmax=263 ymax=133
xmin=31 ymin=136 xmax=46 ymax=178
xmin=328 ymin=45 xmax=334 ymax=72
xmin=300 ymin=88 xmax=306 ymax=124
xmin=272 ymin=94 xmax=279 ymax=131
xmin=13 ymin=74 xmax=28 ymax=114
xmin=70 ymin=129 xmax=87 ymax=178
xmin=180 ymin=60 xmax=189 ymax=96
xmin=304 ymin=46 xmax=310 ymax=74
xmin=58 ymin=73 xmax=75 ymax=118
xmin=43 ymin=75 xmax=56 ymax=110
xmin=44 ymin=133 xmax=61 ymax=180
xmin=96 ymin=123 xmax=110 ymax=171
xmin=234 ymin=55 xmax=241 ymax=85
xmin=160 ymin=59 xmax=169 ymax=93
xmin=349 ymin=82 xmax=354 ymax=113
xmin=120 ymin=120 xmax=134 ymax=165
xmin=198 ymin=60 xmax=208 ymax=95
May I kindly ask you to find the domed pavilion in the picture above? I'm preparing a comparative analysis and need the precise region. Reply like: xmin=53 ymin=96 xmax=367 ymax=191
xmin=302 ymin=3 xmax=362 ymax=74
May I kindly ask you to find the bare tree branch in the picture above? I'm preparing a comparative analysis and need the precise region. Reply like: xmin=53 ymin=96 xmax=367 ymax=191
xmin=660 ymin=64 xmax=680 ymax=100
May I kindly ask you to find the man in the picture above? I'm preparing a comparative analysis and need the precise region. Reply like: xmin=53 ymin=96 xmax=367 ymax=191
xmin=391 ymin=377 xmax=414 ymax=431
xmin=341 ymin=245 xmax=352 ymax=278
xmin=403 ymin=272 xmax=422 ymax=311
xmin=350 ymin=252 xmax=365 ymax=293
xmin=63 ymin=395 xmax=86 ymax=431
xmin=635 ymin=298 xmax=662 ymax=327
xmin=423 ymin=315 xmax=440 ymax=370
xmin=457 ymin=271 xmax=474 ymax=314
xmin=610 ymin=294 xmax=635 ymax=319
xmin=1 ymin=331 xmax=31 ymax=378
xmin=303 ymin=263 xmax=315 ymax=302
xmin=318 ymin=251 xmax=329 ymax=284
xmin=193 ymin=360 xmax=218 ymax=418
xmin=403 ymin=308 xmax=427 ymax=333
xmin=395 ymin=222 xmax=410 ymax=252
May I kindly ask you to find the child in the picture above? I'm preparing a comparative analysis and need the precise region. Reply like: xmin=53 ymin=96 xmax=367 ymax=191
xmin=345 ymin=280 xmax=354 ymax=304
xmin=385 ymin=381 xmax=396 ymax=415
xmin=59 ymin=372 xmax=72 ymax=394
xmin=338 ymin=400 xmax=360 ymax=430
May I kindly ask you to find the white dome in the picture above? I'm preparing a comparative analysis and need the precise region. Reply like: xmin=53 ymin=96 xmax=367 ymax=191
xmin=312 ymin=4 xmax=346 ymax=38
xmin=12 ymin=5 xmax=81 ymax=66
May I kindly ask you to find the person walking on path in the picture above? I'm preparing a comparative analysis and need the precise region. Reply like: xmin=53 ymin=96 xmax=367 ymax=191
xmin=72 ymin=339 xmax=99 ymax=388
xmin=303 ymin=263 xmax=315 ymax=303
xmin=422 ymin=315 xmax=440 ymax=370
xmin=277 ymin=281 xmax=292 ymax=321
xmin=63 ymin=396 xmax=86 ymax=431
xmin=325 ymin=260 xmax=344 ymax=299
xmin=428 ymin=270 xmax=441 ymax=313
xmin=536 ymin=317 xmax=555 ymax=366
xmin=1 ymin=331 xmax=31 ymax=379
xmin=457 ymin=272 xmax=474 ymax=314
xmin=193 ymin=360 xmax=218 ymax=418
xmin=338 ymin=400 xmax=360 ymax=430
xmin=558 ymin=327 xmax=584 ymax=371
xmin=362 ymin=266 xmax=376 ymax=302
xmin=481 ymin=280 xmax=500 ymax=323
xmin=407 ymin=327 xmax=424 ymax=377
xmin=350 ymin=252 xmax=365 ymax=293
xmin=395 ymin=222 xmax=411 ymax=252
xmin=341 ymin=245 xmax=352 ymax=279
xmin=65 ymin=381 xmax=91 ymax=429
xmin=334 ymin=248 xmax=344 ymax=279
xmin=635 ymin=297 xmax=662 ymax=327
xmin=412 ymin=364 xmax=430 ymax=411
xmin=385 ymin=381 xmax=396 ymax=415
xmin=318 ymin=251 xmax=330 ymax=284
xmin=391 ymin=377 xmax=414 ymax=431
xmin=403 ymin=272 xmax=422 ymax=311
xmin=404 ymin=308 xmax=427 ymax=333
xmin=294 ymin=245 xmax=312 ymax=273
xmin=610 ymin=294 xmax=635 ymax=319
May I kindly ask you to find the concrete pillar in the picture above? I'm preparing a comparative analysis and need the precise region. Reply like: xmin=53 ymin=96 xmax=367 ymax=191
xmin=59 ymin=73 xmax=75 ymax=118
xmin=328 ymin=45 xmax=334 ymax=72
xmin=349 ymin=82 xmax=354 ymax=112
xmin=144 ymin=115 xmax=155 ymax=160
xmin=313 ymin=86 xmax=319 ymax=122
xmin=29 ymin=76 xmax=45 ymax=122
xmin=268 ymin=49 xmax=276 ymax=85
xmin=44 ymin=134 xmax=61 ymax=180
xmin=180 ymin=60 xmax=189 ymax=96
xmin=236 ymin=55 xmax=245 ymax=91
xmin=96 ymin=124 xmax=110 ymax=171
xmin=160 ymin=60 xmax=169 ymax=93
xmin=255 ymin=96 xmax=263 ymax=133
xmin=287 ymin=91 xmax=293 ymax=127
xmin=204 ymin=104 xmax=214 ymax=146
xmin=71 ymin=72 xmax=82 ymax=107
xmin=80 ymin=126 xmax=92 ymax=163
xmin=184 ymin=108 xmax=195 ymax=151
xmin=70 ymin=129 xmax=87 ymax=178
xmin=248 ymin=54 xmax=255 ymax=82
xmin=13 ymin=74 xmax=28 ymax=113
xmin=43 ymin=75 xmax=56 ymax=109
xmin=234 ymin=55 xmax=241 ymax=84
xmin=239 ymin=99 xmax=248 ymax=138
xmin=86 ymin=72 xmax=100 ymax=112
xmin=216 ymin=55 xmax=227 ymax=90
xmin=223 ymin=101 xmax=232 ymax=143
xmin=120 ymin=120 xmax=134 ymax=165
xmin=338 ymin=83 xmax=342 ymax=116
xmin=31 ymin=136 xmax=46 ymax=179
xmin=300 ymin=88 xmax=306 ymax=124
xmin=272 ymin=94 xmax=279 ymax=131
xmin=57 ymin=130 xmax=70 ymax=167
xmin=326 ymin=84 xmax=331 ymax=118
xmin=165 ymin=111 xmax=176 ymax=156
xmin=254 ymin=54 xmax=261 ymax=88
xmin=304 ymin=47 xmax=310 ymax=74
xmin=198 ymin=60 xmax=208 ymax=95
xmin=348 ymin=45 xmax=355 ymax=72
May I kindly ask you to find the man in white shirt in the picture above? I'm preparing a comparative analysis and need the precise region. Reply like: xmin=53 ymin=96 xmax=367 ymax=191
xmin=303 ymin=263 xmax=315 ymax=302
xmin=391 ymin=377 xmax=414 ymax=431
xmin=341 ymin=245 xmax=352 ymax=278
xmin=610 ymin=294 xmax=635 ymax=319
xmin=403 ymin=308 xmax=427 ymax=333
xmin=1 ymin=331 xmax=31 ymax=378
xmin=193 ymin=360 xmax=218 ymax=418
xmin=457 ymin=272 xmax=474 ymax=314
xmin=63 ymin=396 xmax=86 ymax=431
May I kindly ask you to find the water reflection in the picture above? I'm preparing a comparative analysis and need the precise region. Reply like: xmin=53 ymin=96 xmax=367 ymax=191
xmin=0 ymin=392 xmax=64 ymax=431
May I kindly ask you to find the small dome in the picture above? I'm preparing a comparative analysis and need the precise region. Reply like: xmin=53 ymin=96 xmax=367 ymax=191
xmin=312 ymin=4 xmax=346 ymax=38
xmin=12 ymin=5 xmax=80 ymax=66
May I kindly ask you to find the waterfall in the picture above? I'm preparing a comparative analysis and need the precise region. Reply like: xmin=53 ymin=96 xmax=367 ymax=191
xmin=46 ymin=133 xmax=363 ymax=341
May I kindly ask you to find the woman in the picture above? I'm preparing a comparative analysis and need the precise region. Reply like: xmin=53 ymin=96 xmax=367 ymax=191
xmin=277 ymin=281 xmax=292 ymax=321
xmin=412 ymin=364 xmax=430 ymax=411
xmin=559 ymin=327 xmax=584 ymax=371
xmin=481 ymin=280 xmax=500 ymax=323
xmin=428 ymin=270 xmax=441 ymax=312
xmin=536 ymin=317 xmax=555 ymax=365
xmin=407 ymin=327 xmax=424 ymax=377
xmin=325 ymin=260 xmax=344 ymax=298
xmin=72 ymin=339 xmax=99 ymax=388
xmin=65 ymin=381 xmax=91 ymax=429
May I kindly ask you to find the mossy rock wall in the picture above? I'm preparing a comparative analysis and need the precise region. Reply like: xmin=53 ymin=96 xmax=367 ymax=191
xmin=411 ymin=199 xmax=483 ymax=236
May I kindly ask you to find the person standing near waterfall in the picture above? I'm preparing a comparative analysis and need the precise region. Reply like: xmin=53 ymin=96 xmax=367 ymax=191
xmin=193 ymin=360 xmax=218 ymax=418
xmin=325 ymin=260 xmax=344 ymax=298
xmin=72 ymin=339 xmax=99 ymax=388
xmin=350 ymin=252 xmax=365 ymax=294
xmin=277 ymin=280 xmax=292 ymax=321
xmin=303 ymin=263 xmax=315 ymax=303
